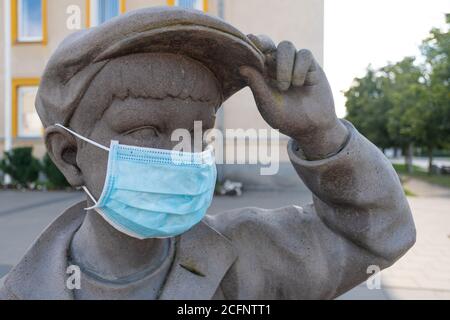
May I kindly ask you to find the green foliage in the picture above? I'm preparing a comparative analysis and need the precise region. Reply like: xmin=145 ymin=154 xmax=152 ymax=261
xmin=0 ymin=147 xmax=40 ymax=187
xmin=383 ymin=57 xmax=428 ymax=148
xmin=420 ymin=25 xmax=450 ymax=148
xmin=345 ymin=67 xmax=394 ymax=149
xmin=345 ymin=16 xmax=450 ymax=173
xmin=41 ymin=153 xmax=70 ymax=189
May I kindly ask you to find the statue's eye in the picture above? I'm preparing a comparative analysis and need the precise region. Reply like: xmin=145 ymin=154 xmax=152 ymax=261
xmin=123 ymin=126 xmax=159 ymax=139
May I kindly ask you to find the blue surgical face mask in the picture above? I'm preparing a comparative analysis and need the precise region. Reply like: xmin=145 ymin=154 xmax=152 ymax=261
xmin=56 ymin=124 xmax=217 ymax=240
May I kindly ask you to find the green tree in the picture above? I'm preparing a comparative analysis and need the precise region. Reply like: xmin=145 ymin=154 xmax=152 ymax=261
xmin=345 ymin=15 xmax=449 ymax=174
xmin=345 ymin=66 xmax=394 ymax=152
xmin=345 ymin=60 xmax=424 ymax=172
xmin=419 ymin=18 xmax=450 ymax=171
xmin=382 ymin=57 xmax=426 ymax=173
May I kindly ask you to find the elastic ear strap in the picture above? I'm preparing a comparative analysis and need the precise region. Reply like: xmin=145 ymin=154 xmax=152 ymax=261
xmin=82 ymin=186 xmax=98 ymax=210
xmin=55 ymin=123 xmax=110 ymax=152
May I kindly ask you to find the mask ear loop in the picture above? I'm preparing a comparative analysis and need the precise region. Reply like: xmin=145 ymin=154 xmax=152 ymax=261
xmin=54 ymin=124 xmax=110 ymax=152
xmin=82 ymin=186 xmax=99 ymax=211
xmin=54 ymin=124 xmax=109 ymax=210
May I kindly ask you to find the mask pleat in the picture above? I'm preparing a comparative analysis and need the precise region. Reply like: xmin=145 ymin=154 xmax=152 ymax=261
xmin=108 ymin=189 xmax=213 ymax=215
xmin=114 ymin=160 xmax=215 ymax=196
xmin=101 ymin=204 xmax=207 ymax=238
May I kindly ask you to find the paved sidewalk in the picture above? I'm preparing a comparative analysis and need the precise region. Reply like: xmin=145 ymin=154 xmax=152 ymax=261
xmin=0 ymin=191 xmax=84 ymax=268
xmin=380 ymin=196 xmax=450 ymax=299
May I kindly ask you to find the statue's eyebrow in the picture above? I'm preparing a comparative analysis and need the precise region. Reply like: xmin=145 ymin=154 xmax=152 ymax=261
xmin=100 ymin=98 xmax=173 ymax=133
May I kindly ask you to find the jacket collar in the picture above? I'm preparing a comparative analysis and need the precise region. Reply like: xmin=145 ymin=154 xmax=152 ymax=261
xmin=4 ymin=201 xmax=236 ymax=300
xmin=159 ymin=220 xmax=236 ymax=300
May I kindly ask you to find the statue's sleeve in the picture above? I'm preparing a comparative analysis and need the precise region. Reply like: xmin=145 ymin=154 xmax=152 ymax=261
xmin=207 ymin=120 xmax=416 ymax=299
xmin=0 ymin=282 xmax=17 ymax=300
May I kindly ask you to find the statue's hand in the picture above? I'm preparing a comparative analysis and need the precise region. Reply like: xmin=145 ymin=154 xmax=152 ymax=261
xmin=241 ymin=35 xmax=348 ymax=160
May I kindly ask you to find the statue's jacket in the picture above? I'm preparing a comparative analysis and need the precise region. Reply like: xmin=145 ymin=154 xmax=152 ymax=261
xmin=0 ymin=121 xmax=416 ymax=300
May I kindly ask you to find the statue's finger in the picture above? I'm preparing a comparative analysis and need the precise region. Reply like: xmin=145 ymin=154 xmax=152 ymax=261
xmin=276 ymin=41 xmax=297 ymax=91
xmin=292 ymin=49 xmax=314 ymax=87
xmin=248 ymin=34 xmax=277 ymax=53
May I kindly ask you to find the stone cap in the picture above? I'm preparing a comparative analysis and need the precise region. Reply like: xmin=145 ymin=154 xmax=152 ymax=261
xmin=36 ymin=6 xmax=266 ymax=128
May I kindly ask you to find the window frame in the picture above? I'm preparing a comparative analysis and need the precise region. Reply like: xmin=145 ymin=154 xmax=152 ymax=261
xmin=11 ymin=0 xmax=47 ymax=45
xmin=86 ymin=0 xmax=127 ymax=28
xmin=12 ymin=78 xmax=42 ymax=139
xmin=167 ymin=0 xmax=209 ymax=12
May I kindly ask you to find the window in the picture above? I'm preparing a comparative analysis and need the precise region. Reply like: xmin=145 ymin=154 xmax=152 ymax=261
xmin=168 ymin=0 xmax=208 ymax=12
xmin=87 ymin=0 xmax=126 ymax=27
xmin=12 ymin=0 xmax=47 ymax=43
xmin=12 ymin=79 xmax=43 ymax=138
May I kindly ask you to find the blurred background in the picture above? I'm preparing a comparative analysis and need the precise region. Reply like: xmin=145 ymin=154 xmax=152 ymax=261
xmin=0 ymin=0 xmax=449 ymax=300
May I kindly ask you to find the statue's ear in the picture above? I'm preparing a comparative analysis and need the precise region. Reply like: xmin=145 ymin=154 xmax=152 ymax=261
xmin=45 ymin=125 xmax=84 ymax=187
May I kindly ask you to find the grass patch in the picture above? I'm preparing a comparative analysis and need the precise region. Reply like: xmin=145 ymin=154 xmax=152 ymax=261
xmin=415 ymin=173 xmax=450 ymax=189
xmin=392 ymin=164 xmax=423 ymax=174
xmin=393 ymin=163 xmax=450 ymax=189
xmin=403 ymin=187 xmax=416 ymax=197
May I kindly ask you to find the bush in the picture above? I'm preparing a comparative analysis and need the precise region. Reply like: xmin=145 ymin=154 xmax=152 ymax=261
xmin=0 ymin=147 xmax=40 ymax=187
xmin=41 ymin=153 xmax=70 ymax=189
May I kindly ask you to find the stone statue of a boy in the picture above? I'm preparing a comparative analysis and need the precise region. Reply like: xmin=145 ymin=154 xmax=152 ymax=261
xmin=0 ymin=7 xmax=415 ymax=300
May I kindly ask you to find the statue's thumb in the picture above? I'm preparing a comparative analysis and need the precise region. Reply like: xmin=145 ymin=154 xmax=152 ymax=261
xmin=239 ymin=66 xmax=274 ymax=105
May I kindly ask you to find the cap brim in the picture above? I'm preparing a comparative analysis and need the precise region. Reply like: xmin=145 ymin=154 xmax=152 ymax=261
xmin=93 ymin=13 xmax=266 ymax=101
xmin=36 ymin=7 xmax=266 ymax=128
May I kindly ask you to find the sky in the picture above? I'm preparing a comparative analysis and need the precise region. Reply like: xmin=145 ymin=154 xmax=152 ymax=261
xmin=324 ymin=0 xmax=450 ymax=118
